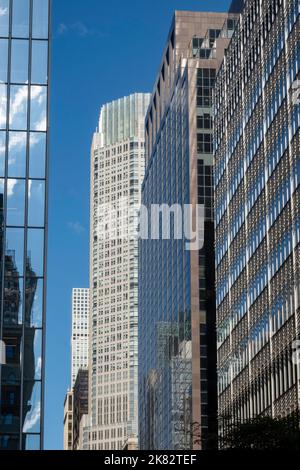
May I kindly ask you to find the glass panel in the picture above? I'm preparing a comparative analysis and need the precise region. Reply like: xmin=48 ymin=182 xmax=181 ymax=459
xmin=22 ymin=381 xmax=41 ymax=434
xmin=4 ymin=276 xmax=23 ymax=325
xmin=26 ymin=278 xmax=43 ymax=328
xmin=22 ymin=434 xmax=40 ymax=450
xmin=24 ymin=329 xmax=42 ymax=380
xmin=11 ymin=40 xmax=29 ymax=84
xmin=31 ymin=41 xmax=48 ymax=85
xmin=6 ymin=178 xmax=25 ymax=226
xmin=29 ymin=132 xmax=46 ymax=178
xmin=12 ymin=0 xmax=29 ymax=38
xmin=0 ymin=39 xmax=8 ymax=83
xmin=30 ymin=86 xmax=47 ymax=131
xmin=27 ymin=229 xmax=44 ymax=277
xmin=0 ymin=131 xmax=6 ymax=176
xmin=32 ymin=0 xmax=49 ymax=39
xmin=9 ymin=85 xmax=28 ymax=130
xmin=28 ymin=180 xmax=45 ymax=227
xmin=0 ymin=435 xmax=19 ymax=450
xmin=5 ymin=227 xmax=24 ymax=276
xmin=8 ymin=131 xmax=27 ymax=177
xmin=0 ymin=0 xmax=9 ymax=37
xmin=0 ymin=84 xmax=7 ymax=129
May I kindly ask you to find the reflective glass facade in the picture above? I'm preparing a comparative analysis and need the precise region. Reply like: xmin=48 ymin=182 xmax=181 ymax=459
xmin=214 ymin=0 xmax=300 ymax=442
xmin=139 ymin=11 xmax=233 ymax=450
xmin=0 ymin=0 xmax=51 ymax=450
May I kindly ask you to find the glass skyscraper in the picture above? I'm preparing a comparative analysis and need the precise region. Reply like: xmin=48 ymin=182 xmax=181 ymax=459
xmin=214 ymin=0 xmax=300 ymax=442
xmin=139 ymin=11 xmax=237 ymax=450
xmin=0 ymin=0 xmax=51 ymax=450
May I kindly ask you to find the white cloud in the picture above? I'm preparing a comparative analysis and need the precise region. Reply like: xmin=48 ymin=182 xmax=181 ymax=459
xmin=57 ymin=21 xmax=105 ymax=38
xmin=68 ymin=221 xmax=85 ymax=234
xmin=23 ymin=400 xmax=41 ymax=433
xmin=0 ymin=7 xmax=8 ymax=17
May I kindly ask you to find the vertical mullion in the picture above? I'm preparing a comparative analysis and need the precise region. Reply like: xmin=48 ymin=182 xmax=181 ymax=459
xmin=19 ymin=0 xmax=33 ymax=450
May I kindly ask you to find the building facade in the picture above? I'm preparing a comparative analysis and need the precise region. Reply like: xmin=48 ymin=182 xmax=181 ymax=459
xmin=214 ymin=0 xmax=300 ymax=442
xmin=71 ymin=288 xmax=89 ymax=387
xmin=63 ymin=389 xmax=73 ymax=451
xmin=89 ymin=93 xmax=150 ymax=450
xmin=73 ymin=368 xmax=88 ymax=450
xmin=139 ymin=11 xmax=236 ymax=450
xmin=0 ymin=0 xmax=51 ymax=450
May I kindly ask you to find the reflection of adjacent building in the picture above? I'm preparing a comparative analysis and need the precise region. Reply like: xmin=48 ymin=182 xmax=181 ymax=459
xmin=0 ymin=0 xmax=51 ymax=451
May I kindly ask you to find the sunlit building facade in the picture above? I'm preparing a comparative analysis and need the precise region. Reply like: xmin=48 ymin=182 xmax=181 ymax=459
xmin=89 ymin=93 xmax=150 ymax=450
xmin=0 ymin=0 xmax=51 ymax=450
xmin=215 ymin=0 xmax=300 ymax=442
xmin=71 ymin=288 xmax=89 ymax=387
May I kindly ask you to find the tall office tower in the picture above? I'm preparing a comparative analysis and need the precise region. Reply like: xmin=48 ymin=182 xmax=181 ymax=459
xmin=215 ymin=0 xmax=300 ymax=443
xmin=139 ymin=11 xmax=236 ymax=450
xmin=71 ymin=288 xmax=89 ymax=387
xmin=73 ymin=369 xmax=88 ymax=450
xmin=63 ymin=390 xmax=73 ymax=451
xmin=89 ymin=93 xmax=150 ymax=450
xmin=0 ymin=0 xmax=51 ymax=450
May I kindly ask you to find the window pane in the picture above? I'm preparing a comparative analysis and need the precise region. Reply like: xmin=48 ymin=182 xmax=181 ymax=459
xmin=9 ymin=85 xmax=28 ymax=130
xmin=6 ymin=178 xmax=25 ymax=226
xmin=0 ymin=131 xmax=6 ymax=176
xmin=4 ymin=276 xmax=23 ymax=325
xmin=12 ymin=0 xmax=29 ymax=38
xmin=30 ymin=86 xmax=47 ymax=131
xmin=27 ymin=229 xmax=44 ymax=277
xmin=11 ymin=40 xmax=29 ymax=84
xmin=8 ymin=131 xmax=27 ymax=178
xmin=28 ymin=180 xmax=45 ymax=227
xmin=0 ymin=0 xmax=9 ymax=37
xmin=22 ymin=381 xmax=41 ymax=434
xmin=26 ymin=278 xmax=43 ymax=328
xmin=22 ymin=434 xmax=40 ymax=450
xmin=0 ymin=84 xmax=7 ymax=129
xmin=5 ymin=227 xmax=24 ymax=276
xmin=29 ymin=132 xmax=46 ymax=178
xmin=31 ymin=41 xmax=48 ymax=85
xmin=32 ymin=0 xmax=48 ymax=39
xmin=24 ymin=329 xmax=42 ymax=380
xmin=0 ymin=39 xmax=8 ymax=83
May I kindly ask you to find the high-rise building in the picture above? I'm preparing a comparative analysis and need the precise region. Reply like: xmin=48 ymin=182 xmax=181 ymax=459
xmin=73 ymin=368 xmax=88 ymax=450
xmin=0 ymin=0 xmax=51 ymax=450
xmin=71 ymin=288 xmax=89 ymax=387
xmin=139 ymin=11 xmax=236 ymax=450
xmin=63 ymin=390 xmax=73 ymax=451
xmin=214 ymin=0 xmax=300 ymax=442
xmin=89 ymin=93 xmax=150 ymax=450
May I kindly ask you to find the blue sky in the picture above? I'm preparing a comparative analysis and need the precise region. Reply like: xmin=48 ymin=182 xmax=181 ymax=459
xmin=45 ymin=0 xmax=231 ymax=450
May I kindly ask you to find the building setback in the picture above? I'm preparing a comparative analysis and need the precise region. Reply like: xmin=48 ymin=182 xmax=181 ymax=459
xmin=214 ymin=0 xmax=300 ymax=442
xmin=0 ymin=0 xmax=51 ymax=450
xmin=89 ymin=93 xmax=150 ymax=450
xmin=139 ymin=11 xmax=237 ymax=450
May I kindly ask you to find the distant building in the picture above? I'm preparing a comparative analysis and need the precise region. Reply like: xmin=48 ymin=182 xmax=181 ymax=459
xmin=73 ymin=369 xmax=89 ymax=450
xmin=63 ymin=390 xmax=74 ymax=451
xmin=71 ymin=288 xmax=89 ymax=386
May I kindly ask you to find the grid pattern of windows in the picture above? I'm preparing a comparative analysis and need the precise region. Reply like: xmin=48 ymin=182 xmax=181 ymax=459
xmin=71 ymin=288 xmax=89 ymax=387
xmin=0 ymin=0 xmax=50 ymax=450
xmin=89 ymin=93 xmax=150 ymax=450
xmin=214 ymin=0 xmax=300 ymax=444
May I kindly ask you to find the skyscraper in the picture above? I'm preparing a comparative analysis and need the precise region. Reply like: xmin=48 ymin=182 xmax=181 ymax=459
xmin=71 ymin=288 xmax=89 ymax=387
xmin=139 ymin=11 xmax=236 ymax=450
xmin=89 ymin=93 xmax=150 ymax=450
xmin=214 ymin=0 xmax=300 ymax=442
xmin=0 ymin=0 xmax=51 ymax=450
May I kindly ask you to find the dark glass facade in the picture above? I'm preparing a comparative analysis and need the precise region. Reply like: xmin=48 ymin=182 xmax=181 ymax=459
xmin=0 ymin=0 xmax=51 ymax=450
xmin=139 ymin=12 xmax=234 ymax=450
xmin=214 ymin=0 xmax=300 ymax=443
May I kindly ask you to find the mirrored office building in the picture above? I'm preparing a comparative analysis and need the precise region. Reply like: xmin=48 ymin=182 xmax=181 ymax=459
xmin=0 ymin=0 xmax=51 ymax=450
